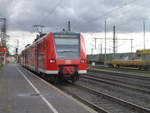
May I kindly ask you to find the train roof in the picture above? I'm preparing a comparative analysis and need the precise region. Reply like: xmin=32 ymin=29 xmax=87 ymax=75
xmin=53 ymin=31 xmax=80 ymax=35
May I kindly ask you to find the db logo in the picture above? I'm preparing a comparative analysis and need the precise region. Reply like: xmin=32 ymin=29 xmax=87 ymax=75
xmin=65 ymin=60 xmax=71 ymax=64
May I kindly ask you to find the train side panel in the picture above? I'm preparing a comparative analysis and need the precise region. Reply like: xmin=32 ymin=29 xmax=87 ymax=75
xmin=46 ymin=33 xmax=58 ymax=74
xmin=79 ymin=34 xmax=87 ymax=73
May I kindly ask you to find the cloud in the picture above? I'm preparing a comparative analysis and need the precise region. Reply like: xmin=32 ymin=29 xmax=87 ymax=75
xmin=0 ymin=0 xmax=150 ymax=33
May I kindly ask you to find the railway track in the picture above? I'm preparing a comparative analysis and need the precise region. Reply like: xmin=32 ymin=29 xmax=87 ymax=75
xmin=79 ymin=75 xmax=150 ymax=109
xmin=21 ymin=67 xmax=150 ymax=113
xmin=93 ymin=64 xmax=150 ymax=74
xmin=88 ymin=71 xmax=150 ymax=90
xmin=57 ymin=71 xmax=150 ymax=112
xmin=57 ymin=83 xmax=150 ymax=113
xmin=82 ymin=73 xmax=150 ymax=94
xmin=89 ymin=65 xmax=150 ymax=78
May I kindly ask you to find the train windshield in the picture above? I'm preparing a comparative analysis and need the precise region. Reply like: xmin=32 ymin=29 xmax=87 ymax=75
xmin=54 ymin=34 xmax=80 ymax=59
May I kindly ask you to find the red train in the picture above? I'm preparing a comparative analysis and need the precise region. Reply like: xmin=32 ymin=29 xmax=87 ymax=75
xmin=21 ymin=32 xmax=87 ymax=83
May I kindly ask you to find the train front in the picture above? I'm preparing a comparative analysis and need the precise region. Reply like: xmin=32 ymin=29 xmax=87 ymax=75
xmin=53 ymin=32 xmax=87 ymax=82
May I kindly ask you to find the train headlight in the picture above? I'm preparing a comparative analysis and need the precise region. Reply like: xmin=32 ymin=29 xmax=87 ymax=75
xmin=50 ymin=59 xmax=56 ymax=63
xmin=80 ymin=59 xmax=86 ymax=63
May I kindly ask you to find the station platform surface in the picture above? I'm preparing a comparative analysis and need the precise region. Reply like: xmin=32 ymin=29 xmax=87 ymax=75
xmin=0 ymin=64 xmax=97 ymax=113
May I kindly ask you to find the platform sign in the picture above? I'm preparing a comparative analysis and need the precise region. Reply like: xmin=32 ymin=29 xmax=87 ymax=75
xmin=0 ymin=48 xmax=6 ymax=53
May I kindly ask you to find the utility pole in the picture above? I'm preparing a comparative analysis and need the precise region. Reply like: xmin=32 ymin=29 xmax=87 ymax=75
xmin=94 ymin=38 xmax=96 ymax=49
xmin=130 ymin=32 xmax=134 ymax=53
xmin=0 ymin=18 xmax=7 ymax=47
xmin=143 ymin=18 xmax=146 ymax=50
xmin=130 ymin=39 xmax=133 ymax=53
xmin=104 ymin=20 xmax=107 ymax=63
xmin=101 ymin=43 xmax=103 ymax=54
xmin=67 ymin=21 xmax=71 ymax=31
xmin=16 ymin=40 xmax=19 ymax=55
xmin=15 ymin=39 xmax=19 ymax=63
xmin=33 ymin=24 xmax=45 ymax=34
xmin=94 ymin=37 xmax=133 ymax=54
xmin=113 ymin=25 xmax=116 ymax=55
xmin=93 ymin=38 xmax=99 ymax=49
xmin=91 ymin=48 xmax=94 ymax=55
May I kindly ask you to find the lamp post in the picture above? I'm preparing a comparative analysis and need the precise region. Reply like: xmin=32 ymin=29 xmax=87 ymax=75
xmin=104 ymin=20 xmax=107 ymax=64
xmin=0 ymin=18 xmax=7 ymax=47
xmin=143 ymin=18 xmax=145 ymax=50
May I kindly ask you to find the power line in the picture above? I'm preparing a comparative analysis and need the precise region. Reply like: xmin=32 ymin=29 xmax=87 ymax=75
xmin=47 ymin=0 xmax=62 ymax=15
xmin=40 ymin=0 xmax=63 ymax=24
xmin=35 ymin=0 xmax=63 ymax=32
xmin=86 ymin=0 xmax=138 ymax=24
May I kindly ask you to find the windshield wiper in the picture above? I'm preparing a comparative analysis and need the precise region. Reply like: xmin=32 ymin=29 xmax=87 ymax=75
xmin=58 ymin=50 xmax=73 ymax=52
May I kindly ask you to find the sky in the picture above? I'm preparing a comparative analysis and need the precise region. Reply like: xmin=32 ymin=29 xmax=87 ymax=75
xmin=0 ymin=0 xmax=150 ymax=54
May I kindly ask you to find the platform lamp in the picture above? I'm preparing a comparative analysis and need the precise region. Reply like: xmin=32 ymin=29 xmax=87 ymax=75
xmin=0 ymin=18 xmax=7 ymax=47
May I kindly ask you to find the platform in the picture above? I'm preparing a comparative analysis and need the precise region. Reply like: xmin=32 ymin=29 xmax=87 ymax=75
xmin=0 ymin=64 xmax=97 ymax=113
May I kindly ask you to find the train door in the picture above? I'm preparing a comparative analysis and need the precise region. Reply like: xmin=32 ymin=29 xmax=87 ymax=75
xmin=24 ymin=51 xmax=27 ymax=66
xmin=35 ymin=44 xmax=39 ymax=73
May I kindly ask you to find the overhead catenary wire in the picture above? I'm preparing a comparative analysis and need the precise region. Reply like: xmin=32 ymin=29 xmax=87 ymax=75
xmin=86 ymin=0 xmax=139 ymax=24
xmin=39 ymin=0 xmax=63 ymax=27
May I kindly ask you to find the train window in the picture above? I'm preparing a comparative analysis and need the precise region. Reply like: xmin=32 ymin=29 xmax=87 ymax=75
xmin=54 ymin=35 xmax=80 ymax=59
xmin=55 ymin=38 xmax=78 ymax=45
